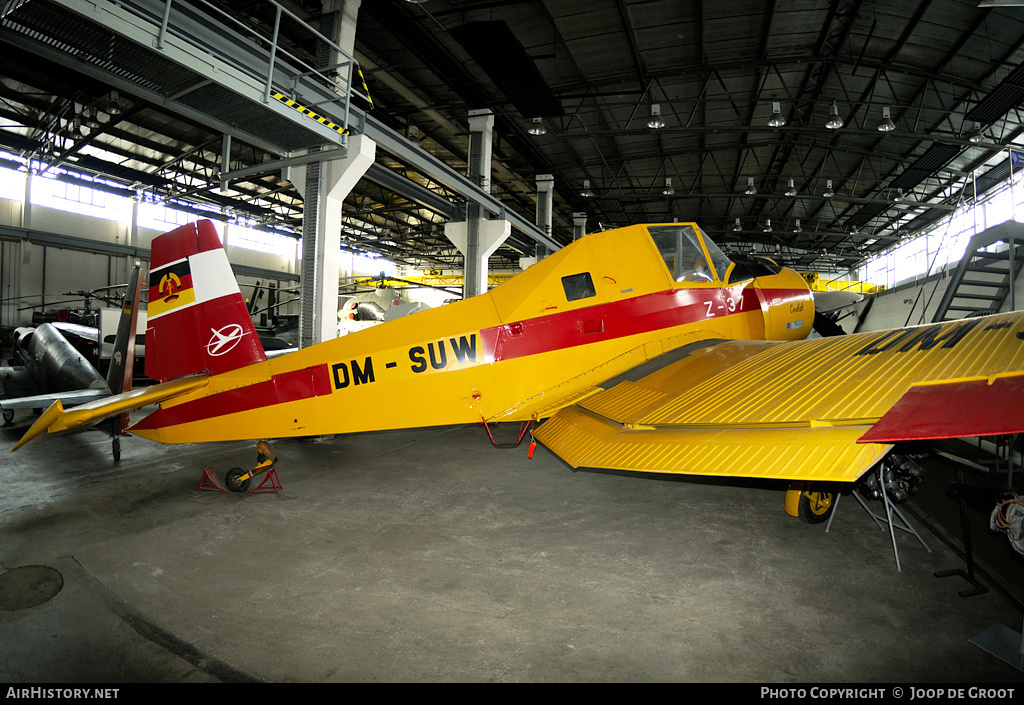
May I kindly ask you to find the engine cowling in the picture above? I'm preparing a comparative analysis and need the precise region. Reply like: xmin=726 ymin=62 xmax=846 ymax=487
xmin=750 ymin=266 xmax=815 ymax=342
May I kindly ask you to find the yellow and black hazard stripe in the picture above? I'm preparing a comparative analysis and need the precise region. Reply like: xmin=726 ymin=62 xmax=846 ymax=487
xmin=271 ymin=92 xmax=348 ymax=136
xmin=355 ymin=66 xmax=374 ymax=109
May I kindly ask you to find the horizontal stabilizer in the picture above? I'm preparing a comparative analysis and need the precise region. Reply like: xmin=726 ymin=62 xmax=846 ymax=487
xmin=0 ymin=389 xmax=111 ymax=410
xmin=12 ymin=376 xmax=209 ymax=451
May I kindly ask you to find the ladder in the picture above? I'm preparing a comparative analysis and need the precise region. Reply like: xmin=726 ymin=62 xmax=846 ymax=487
xmin=931 ymin=221 xmax=1024 ymax=323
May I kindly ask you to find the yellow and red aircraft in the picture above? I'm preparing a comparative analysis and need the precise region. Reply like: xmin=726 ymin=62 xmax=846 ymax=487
xmin=13 ymin=220 xmax=1024 ymax=520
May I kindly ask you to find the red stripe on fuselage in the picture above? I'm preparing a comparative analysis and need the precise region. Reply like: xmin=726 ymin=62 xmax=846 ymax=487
xmin=480 ymin=284 xmax=772 ymax=363
xmin=131 ymin=363 xmax=333 ymax=431
xmin=131 ymin=285 xmax=807 ymax=429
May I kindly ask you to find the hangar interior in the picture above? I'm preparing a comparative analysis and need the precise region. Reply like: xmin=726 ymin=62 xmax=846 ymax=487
xmin=3 ymin=0 xmax=1024 ymax=683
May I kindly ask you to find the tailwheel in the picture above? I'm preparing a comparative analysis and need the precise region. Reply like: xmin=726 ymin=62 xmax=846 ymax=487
xmin=225 ymin=467 xmax=252 ymax=493
xmin=797 ymin=486 xmax=836 ymax=524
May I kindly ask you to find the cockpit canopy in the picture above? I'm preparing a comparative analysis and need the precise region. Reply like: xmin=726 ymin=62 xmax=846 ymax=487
xmin=649 ymin=224 xmax=732 ymax=283
xmin=649 ymin=224 xmax=783 ymax=285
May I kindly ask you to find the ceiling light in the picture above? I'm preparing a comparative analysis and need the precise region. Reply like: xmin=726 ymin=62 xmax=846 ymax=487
xmin=823 ymin=179 xmax=835 ymax=198
xmin=580 ymin=179 xmax=595 ymax=198
xmin=733 ymin=218 xmax=743 ymax=232
xmin=763 ymin=219 xmax=773 ymax=233
xmin=893 ymin=188 xmax=904 ymax=203
xmin=767 ymin=101 xmax=786 ymax=128
xmin=528 ymin=117 xmax=547 ymax=136
xmin=877 ymin=106 xmax=896 ymax=132
xmin=785 ymin=178 xmax=798 ymax=197
xmin=744 ymin=177 xmax=757 ymax=195
xmin=662 ymin=177 xmax=675 ymax=196
xmin=793 ymin=219 xmax=802 ymax=233
xmin=647 ymin=103 xmax=665 ymax=129
xmin=825 ymin=100 xmax=844 ymax=130
xmin=969 ymin=126 xmax=985 ymax=143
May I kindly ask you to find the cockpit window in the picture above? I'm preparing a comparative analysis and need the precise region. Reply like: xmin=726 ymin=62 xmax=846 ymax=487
xmin=649 ymin=225 xmax=732 ymax=283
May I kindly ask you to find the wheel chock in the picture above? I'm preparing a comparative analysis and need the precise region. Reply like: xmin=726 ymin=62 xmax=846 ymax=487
xmin=198 ymin=466 xmax=229 ymax=492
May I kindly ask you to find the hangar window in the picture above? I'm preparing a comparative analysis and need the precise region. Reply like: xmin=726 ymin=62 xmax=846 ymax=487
xmin=562 ymin=272 xmax=596 ymax=301
xmin=650 ymin=225 xmax=732 ymax=283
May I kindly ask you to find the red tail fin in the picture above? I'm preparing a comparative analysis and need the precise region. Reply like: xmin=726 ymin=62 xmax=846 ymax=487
xmin=145 ymin=221 xmax=266 ymax=382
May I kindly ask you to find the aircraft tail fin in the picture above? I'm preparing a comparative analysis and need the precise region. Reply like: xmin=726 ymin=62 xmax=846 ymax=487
xmin=145 ymin=220 xmax=266 ymax=383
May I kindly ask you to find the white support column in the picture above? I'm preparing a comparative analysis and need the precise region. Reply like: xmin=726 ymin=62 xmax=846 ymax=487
xmin=293 ymin=0 xmax=370 ymax=347
xmin=573 ymin=211 xmax=587 ymax=240
xmin=445 ymin=219 xmax=511 ymax=295
xmin=521 ymin=174 xmax=553 ymax=269
xmin=294 ymin=134 xmax=376 ymax=345
xmin=22 ymin=165 xmax=31 ymax=230
xmin=447 ymin=108 xmax=509 ymax=297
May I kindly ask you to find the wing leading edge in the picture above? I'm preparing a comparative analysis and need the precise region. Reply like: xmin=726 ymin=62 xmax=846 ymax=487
xmin=534 ymin=310 xmax=1024 ymax=483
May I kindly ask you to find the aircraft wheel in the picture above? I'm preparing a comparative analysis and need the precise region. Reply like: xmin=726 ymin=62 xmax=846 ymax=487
xmin=2 ymin=409 xmax=13 ymax=425
xmin=797 ymin=486 xmax=836 ymax=524
xmin=112 ymin=437 xmax=121 ymax=462
xmin=225 ymin=467 xmax=252 ymax=493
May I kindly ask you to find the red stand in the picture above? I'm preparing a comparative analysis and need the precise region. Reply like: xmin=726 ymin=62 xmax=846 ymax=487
xmin=251 ymin=467 xmax=282 ymax=494
xmin=196 ymin=465 xmax=282 ymax=494
xmin=198 ymin=466 xmax=228 ymax=492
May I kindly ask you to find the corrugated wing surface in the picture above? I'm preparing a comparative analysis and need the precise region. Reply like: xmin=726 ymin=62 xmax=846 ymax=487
xmin=536 ymin=311 xmax=1024 ymax=482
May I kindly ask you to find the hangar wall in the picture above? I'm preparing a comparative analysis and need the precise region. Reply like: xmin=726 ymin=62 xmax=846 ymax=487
xmin=0 ymin=194 xmax=300 ymax=330
xmin=851 ymin=266 xmax=1024 ymax=333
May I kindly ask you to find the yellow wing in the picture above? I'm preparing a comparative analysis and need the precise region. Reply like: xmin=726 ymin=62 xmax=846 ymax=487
xmin=534 ymin=310 xmax=1024 ymax=483
xmin=12 ymin=376 xmax=209 ymax=451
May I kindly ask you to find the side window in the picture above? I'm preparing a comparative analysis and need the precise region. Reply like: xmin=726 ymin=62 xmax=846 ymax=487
xmin=562 ymin=272 xmax=596 ymax=302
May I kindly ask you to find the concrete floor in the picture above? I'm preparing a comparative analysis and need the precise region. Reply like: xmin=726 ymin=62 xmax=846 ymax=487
xmin=2 ymin=409 xmax=1024 ymax=683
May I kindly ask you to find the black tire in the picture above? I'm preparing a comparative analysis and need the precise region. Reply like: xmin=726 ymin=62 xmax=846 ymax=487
xmin=225 ymin=467 xmax=252 ymax=493
xmin=2 ymin=409 xmax=13 ymax=425
xmin=797 ymin=487 xmax=836 ymax=524
xmin=112 ymin=437 xmax=121 ymax=462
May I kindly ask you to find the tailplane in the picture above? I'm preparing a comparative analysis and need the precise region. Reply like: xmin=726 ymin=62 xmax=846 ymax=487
xmin=145 ymin=221 xmax=266 ymax=382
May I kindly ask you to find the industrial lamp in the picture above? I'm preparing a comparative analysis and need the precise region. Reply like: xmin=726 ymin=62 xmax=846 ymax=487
xmin=785 ymin=178 xmax=798 ymax=196
xmin=662 ymin=177 xmax=675 ymax=196
xmin=877 ymin=106 xmax=896 ymax=132
xmin=825 ymin=101 xmax=844 ymax=130
xmin=745 ymin=177 xmax=757 ymax=195
xmin=528 ymin=117 xmax=547 ymax=136
xmin=767 ymin=101 xmax=786 ymax=127
xmin=823 ymin=179 xmax=835 ymax=198
xmin=647 ymin=104 xmax=665 ymax=129
xmin=579 ymin=180 xmax=595 ymax=198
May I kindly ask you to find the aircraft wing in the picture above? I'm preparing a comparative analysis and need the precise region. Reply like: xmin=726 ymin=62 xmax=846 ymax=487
xmin=11 ymin=376 xmax=209 ymax=451
xmin=534 ymin=310 xmax=1024 ymax=484
xmin=0 ymin=389 xmax=111 ymax=410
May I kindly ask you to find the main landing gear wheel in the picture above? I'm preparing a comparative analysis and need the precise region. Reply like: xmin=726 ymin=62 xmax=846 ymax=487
xmin=225 ymin=467 xmax=252 ymax=493
xmin=2 ymin=409 xmax=13 ymax=425
xmin=797 ymin=487 xmax=836 ymax=524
